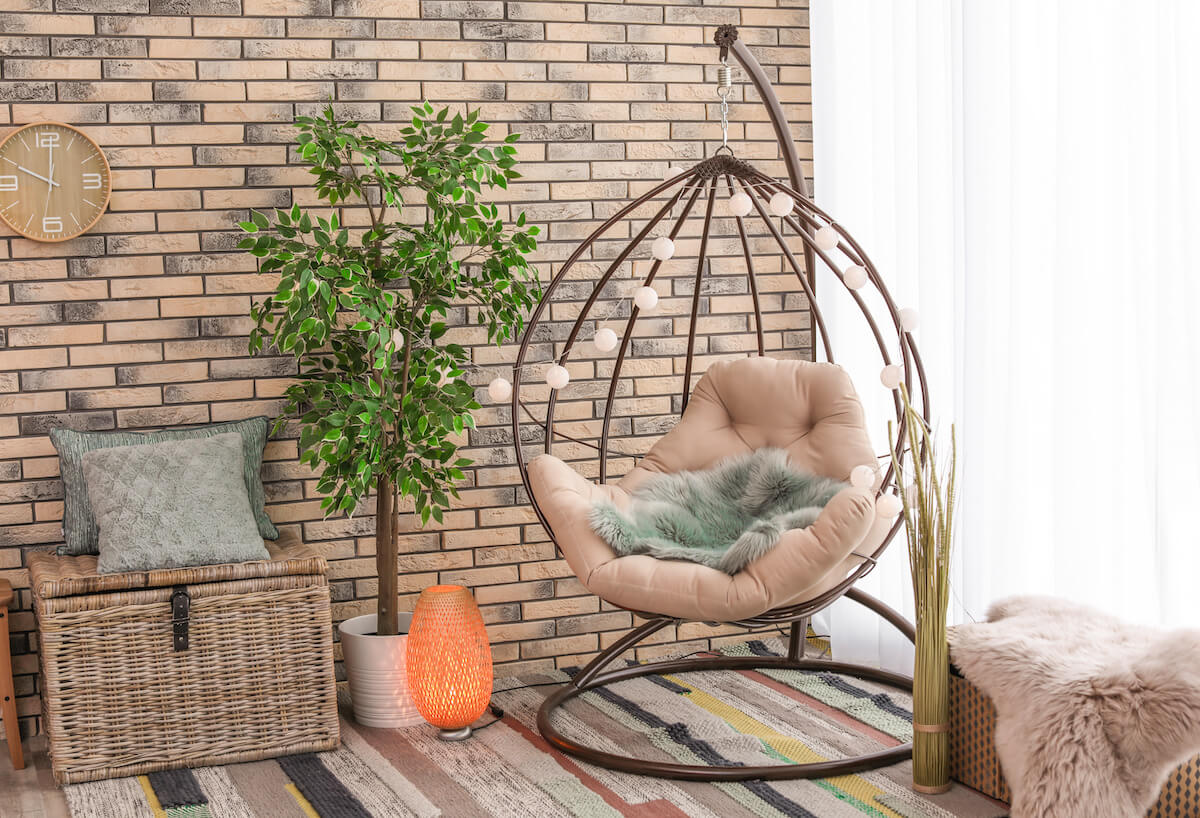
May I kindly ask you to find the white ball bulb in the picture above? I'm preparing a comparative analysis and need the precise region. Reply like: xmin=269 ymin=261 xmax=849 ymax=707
xmin=899 ymin=307 xmax=920 ymax=332
xmin=651 ymin=236 xmax=675 ymax=261
xmin=843 ymin=264 xmax=869 ymax=290
xmin=880 ymin=364 xmax=903 ymax=390
xmin=487 ymin=376 xmax=512 ymax=402
xmin=391 ymin=329 xmax=405 ymax=349
xmin=727 ymin=191 xmax=753 ymax=218
xmin=815 ymin=225 xmax=840 ymax=251
xmin=850 ymin=464 xmax=878 ymax=489
xmin=593 ymin=327 xmax=618 ymax=352
xmin=545 ymin=365 xmax=570 ymax=390
xmin=875 ymin=493 xmax=903 ymax=518
xmin=633 ymin=286 xmax=659 ymax=311
xmin=768 ymin=191 xmax=793 ymax=217
xmin=663 ymin=165 xmax=685 ymax=180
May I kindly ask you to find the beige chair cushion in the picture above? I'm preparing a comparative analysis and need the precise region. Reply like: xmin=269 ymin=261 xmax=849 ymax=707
xmin=528 ymin=357 xmax=888 ymax=622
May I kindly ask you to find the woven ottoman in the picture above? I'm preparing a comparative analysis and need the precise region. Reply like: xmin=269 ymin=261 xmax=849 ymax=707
xmin=950 ymin=667 xmax=1200 ymax=816
xmin=30 ymin=537 xmax=339 ymax=784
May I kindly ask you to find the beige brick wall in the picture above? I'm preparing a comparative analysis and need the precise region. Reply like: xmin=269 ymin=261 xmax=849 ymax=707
xmin=0 ymin=0 xmax=811 ymax=736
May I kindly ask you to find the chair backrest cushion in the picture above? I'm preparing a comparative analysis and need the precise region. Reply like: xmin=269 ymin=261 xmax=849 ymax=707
xmin=628 ymin=357 xmax=877 ymax=486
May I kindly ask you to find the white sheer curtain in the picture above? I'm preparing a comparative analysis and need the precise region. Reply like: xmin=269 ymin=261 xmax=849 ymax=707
xmin=810 ymin=0 xmax=1200 ymax=669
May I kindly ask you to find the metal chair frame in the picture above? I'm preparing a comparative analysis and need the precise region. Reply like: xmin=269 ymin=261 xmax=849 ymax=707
xmin=510 ymin=26 xmax=930 ymax=781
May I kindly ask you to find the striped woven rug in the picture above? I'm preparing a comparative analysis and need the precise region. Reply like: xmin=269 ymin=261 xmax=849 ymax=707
xmin=62 ymin=638 xmax=1004 ymax=818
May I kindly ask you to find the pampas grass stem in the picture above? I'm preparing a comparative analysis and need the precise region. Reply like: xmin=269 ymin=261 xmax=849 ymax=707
xmin=890 ymin=383 xmax=957 ymax=793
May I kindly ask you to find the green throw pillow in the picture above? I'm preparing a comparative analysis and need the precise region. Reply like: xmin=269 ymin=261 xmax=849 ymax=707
xmin=82 ymin=433 xmax=270 ymax=574
xmin=50 ymin=416 xmax=279 ymax=556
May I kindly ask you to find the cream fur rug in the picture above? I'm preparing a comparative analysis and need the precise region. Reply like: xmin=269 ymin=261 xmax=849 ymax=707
xmin=949 ymin=595 xmax=1200 ymax=818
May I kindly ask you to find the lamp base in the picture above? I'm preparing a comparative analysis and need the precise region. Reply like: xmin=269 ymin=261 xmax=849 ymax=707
xmin=438 ymin=727 xmax=473 ymax=741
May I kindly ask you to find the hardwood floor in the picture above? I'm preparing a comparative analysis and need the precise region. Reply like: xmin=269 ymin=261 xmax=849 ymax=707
xmin=0 ymin=737 xmax=69 ymax=818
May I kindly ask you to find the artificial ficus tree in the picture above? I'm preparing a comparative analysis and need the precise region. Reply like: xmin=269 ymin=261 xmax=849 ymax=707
xmin=239 ymin=103 xmax=541 ymax=635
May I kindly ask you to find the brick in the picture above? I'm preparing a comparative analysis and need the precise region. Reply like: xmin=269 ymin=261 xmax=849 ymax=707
xmin=68 ymin=386 xmax=162 ymax=410
xmin=3 ymin=14 xmax=94 ymax=35
xmin=243 ymin=39 xmax=331 ymax=59
xmin=155 ymin=81 xmax=246 ymax=101
xmin=96 ymin=16 xmax=190 ymax=36
xmin=3 ymin=58 xmax=101 ymax=79
xmin=285 ymin=18 xmax=373 ymax=38
xmin=10 ymin=323 xmax=104 ymax=347
xmin=149 ymin=38 xmax=242 ymax=59
xmin=0 ymin=37 xmax=49 ymax=57
xmin=332 ymin=0 xmax=418 ymax=15
xmin=149 ymin=0 xmax=241 ymax=12
xmin=51 ymin=37 xmax=145 ymax=58
xmin=109 ymin=102 xmax=200 ymax=122
xmin=153 ymin=124 xmax=243 ymax=144
xmin=422 ymin=1 xmax=502 ymax=19
xmin=0 ymin=81 xmax=54 ymax=102
xmin=11 ymin=281 xmax=108 ymax=302
xmin=116 ymin=361 xmax=208 ymax=385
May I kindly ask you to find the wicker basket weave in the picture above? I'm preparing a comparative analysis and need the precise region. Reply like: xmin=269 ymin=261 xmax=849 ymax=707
xmin=30 ymin=538 xmax=340 ymax=785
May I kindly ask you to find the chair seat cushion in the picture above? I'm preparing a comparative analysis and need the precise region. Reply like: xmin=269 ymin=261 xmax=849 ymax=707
xmin=526 ymin=357 xmax=888 ymax=621
xmin=528 ymin=454 xmax=889 ymax=622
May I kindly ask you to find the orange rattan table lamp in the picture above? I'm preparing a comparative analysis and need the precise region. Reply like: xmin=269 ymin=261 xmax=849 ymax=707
xmin=405 ymin=585 xmax=493 ymax=740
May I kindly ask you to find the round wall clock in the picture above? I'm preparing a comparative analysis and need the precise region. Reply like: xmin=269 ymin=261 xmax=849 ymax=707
xmin=0 ymin=122 xmax=112 ymax=242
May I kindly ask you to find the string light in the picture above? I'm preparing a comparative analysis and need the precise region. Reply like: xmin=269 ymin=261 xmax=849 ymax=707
xmin=487 ymin=377 xmax=512 ymax=402
xmin=593 ymin=327 xmax=618 ymax=352
xmin=545 ymin=365 xmax=570 ymax=390
xmin=899 ymin=307 xmax=920 ymax=332
xmin=814 ymin=226 xmax=839 ymax=251
xmin=727 ymin=191 xmax=753 ymax=218
xmin=843 ymin=264 xmax=868 ymax=290
xmin=876 ymin=493 xmax=903 ymax=518
xmin=850 ymin=464 xmax=878 ymax=489
xmin=651 ymin=236 xmax=675 ymax=261
xmin=633 ymin=286 xmax=659 ymax=311
xmin=880 ymin=364 xmax=903 ymax=390
xmin=768 ymin=191 xmax=793 ymax=217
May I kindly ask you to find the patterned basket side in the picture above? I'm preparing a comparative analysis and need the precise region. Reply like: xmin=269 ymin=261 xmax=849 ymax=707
xmin=948 ymin=671 xmax=1011 ymax=802
xmin=1147 ymin=755 xmax=1200 ymax=818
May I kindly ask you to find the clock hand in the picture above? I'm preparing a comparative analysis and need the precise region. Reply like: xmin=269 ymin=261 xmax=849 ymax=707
xmin=42 ymin=145 xmax=54 ymax=221
xmin=16 ymin=165 xmax=60 ymax=188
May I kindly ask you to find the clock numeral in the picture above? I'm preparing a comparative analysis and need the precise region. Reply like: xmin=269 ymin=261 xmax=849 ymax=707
xmin=82 ymin=172 xmax=103 ymax=190
xmin=42 ymin=216 xmax=63 ymax=234
xmin=35 ymin=131 xmax=60 ymax=149
xmin=0 ymin=175 xmax=16 ymax=192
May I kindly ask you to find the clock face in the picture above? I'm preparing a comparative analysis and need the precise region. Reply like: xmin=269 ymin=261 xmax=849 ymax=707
xmin=0 ymin=122 xmax=112 ymax=242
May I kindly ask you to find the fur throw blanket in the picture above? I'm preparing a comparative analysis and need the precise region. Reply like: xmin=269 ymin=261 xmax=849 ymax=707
xmin=949 ymin=595 xmax=1200 ymax=818
xmin=588 ymin=448 xmax=845 ymax=575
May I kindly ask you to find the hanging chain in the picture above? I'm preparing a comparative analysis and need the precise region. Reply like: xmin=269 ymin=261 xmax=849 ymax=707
xmin=716 ymin=58 xmax=733 ymax=151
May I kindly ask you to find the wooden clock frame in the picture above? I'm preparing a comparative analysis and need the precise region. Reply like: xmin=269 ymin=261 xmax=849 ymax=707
xmin=0 ymin=121 xmax=112 ymax=243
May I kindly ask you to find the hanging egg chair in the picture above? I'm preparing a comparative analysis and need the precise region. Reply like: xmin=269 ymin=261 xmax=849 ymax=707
xmin=509 ymin=26 xmax=930 ymax=781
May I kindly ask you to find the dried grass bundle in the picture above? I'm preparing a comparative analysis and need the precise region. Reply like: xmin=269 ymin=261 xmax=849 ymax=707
xmin=890 ymin=383 xmax=957 ymax=793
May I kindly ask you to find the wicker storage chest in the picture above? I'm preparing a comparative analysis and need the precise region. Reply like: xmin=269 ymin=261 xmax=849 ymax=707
xmin=30 ymin=538 xmax=340 ymax=785
xmin=950 ymin=667 xmax=1200 ymax=816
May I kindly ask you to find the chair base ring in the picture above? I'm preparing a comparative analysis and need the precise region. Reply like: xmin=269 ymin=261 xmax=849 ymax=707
xmin=537 ymin=651 xmax=914 ymax=781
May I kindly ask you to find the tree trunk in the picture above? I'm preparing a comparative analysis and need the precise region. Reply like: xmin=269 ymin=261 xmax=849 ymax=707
xmin=375 ymin=473 xmax=399 ymax=635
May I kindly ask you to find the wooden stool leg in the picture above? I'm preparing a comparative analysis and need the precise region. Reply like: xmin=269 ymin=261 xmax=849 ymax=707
xmin=0 ymin=606 xmax=23 ymax=770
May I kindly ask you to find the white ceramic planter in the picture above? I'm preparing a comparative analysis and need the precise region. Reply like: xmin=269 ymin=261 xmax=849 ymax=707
xmin=338 ymin=613 xmax=424 ymax=728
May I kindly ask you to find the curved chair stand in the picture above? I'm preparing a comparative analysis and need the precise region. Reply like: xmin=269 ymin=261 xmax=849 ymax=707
xmin=538 ymin=589 xmax=915 ymax=781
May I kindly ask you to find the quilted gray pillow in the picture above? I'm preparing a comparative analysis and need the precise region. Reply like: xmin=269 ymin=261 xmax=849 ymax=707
xmin=50 ymin=416 xmax=278 ymax=555
xmin=81 ymin=433 xmax=270 ymax=574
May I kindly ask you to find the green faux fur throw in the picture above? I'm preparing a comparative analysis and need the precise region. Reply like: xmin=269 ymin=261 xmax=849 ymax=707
xmin=588 ymin=448 xmax=847 ymax=575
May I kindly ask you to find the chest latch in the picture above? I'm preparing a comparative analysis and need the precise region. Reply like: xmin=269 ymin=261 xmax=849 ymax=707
xmin=170 ymin=585 xmax=191 ymax=652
